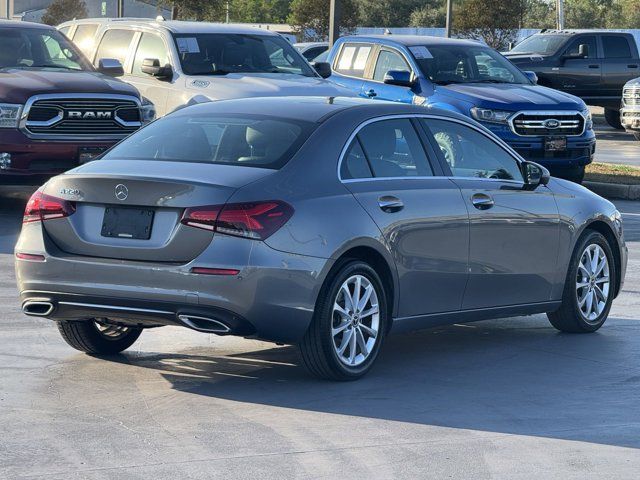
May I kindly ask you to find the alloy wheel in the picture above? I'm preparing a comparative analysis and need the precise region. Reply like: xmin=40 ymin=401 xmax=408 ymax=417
xmin=94 ymin=319 xmax=131 ymax=340
xmin=331 ymin=274 xmax=380 ymax=367
xmin=576 ymin=244 xmax=610 ymax=322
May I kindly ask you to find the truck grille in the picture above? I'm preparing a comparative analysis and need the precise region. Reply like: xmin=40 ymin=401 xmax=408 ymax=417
xmin=23 ymin=96 xmax=141 ymax=139
xmin=510 ymin=112 xmax=585 ymax=136
xmin=623 ymin=86 xmax=640 ymax=106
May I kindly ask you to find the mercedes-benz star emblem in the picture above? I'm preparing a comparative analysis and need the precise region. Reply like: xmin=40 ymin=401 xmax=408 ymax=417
xmin=115 ymin=184 xmax=129 ymax=201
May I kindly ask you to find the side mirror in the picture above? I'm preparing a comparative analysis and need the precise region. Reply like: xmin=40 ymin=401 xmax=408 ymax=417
xmin=383 ymin=69 xmax=413 ymax=87
xmin=311 ymin=61 xmax=331 ymax=79
xmin=562 ymin=43 xmax=589 ymax=62
xmin=523 ymin=70 xmax=538 ymax=84
xmin=578 ymin=43 xmax=589 ymax=58
xmin=141 ymin=58 xmax=173 ymax=79
xmin=98 ymin=58 xmax=124 ymax=77
xmin=522 ymin=161 xmax=550 ymax=189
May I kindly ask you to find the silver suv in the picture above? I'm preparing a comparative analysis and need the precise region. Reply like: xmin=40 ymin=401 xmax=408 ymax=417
xmin=59 ymin=18 xmax=351 ymax=117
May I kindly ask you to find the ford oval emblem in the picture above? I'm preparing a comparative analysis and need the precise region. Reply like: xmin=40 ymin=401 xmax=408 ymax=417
xmin=543 ymin=119 xmax=561 ymax=129
xmin=115 ymin=184 xmax=129 ymax=201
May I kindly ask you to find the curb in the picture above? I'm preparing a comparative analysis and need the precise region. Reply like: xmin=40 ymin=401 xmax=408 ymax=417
xmin=584 ymin=181 xmax=640 ymax=200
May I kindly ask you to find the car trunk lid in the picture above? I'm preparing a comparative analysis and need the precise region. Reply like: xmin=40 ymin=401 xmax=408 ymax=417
xmin=41 ymin=160 xmax=273 ymax=262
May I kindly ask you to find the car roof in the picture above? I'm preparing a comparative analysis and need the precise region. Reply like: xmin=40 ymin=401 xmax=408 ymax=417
xmin=58 ymin=18 xmax=280 ymax=36
xmin=533 ymin=29 xmax=632 ymax=36
xmin=339 ymin=34 xmax=484 ymax=48
xmin=0 ymin=19 xmax=54 ymax=30
xmin=173 ymin=96 xmax=472 ymax=125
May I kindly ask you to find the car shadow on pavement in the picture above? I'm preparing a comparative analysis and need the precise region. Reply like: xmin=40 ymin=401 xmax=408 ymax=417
xmin=106 ymin=315 xmax=640 ymax=450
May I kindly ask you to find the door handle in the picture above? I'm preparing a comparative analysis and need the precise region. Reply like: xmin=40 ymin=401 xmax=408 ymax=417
xmin=588 ymin=64 xmax=600 ymax=69
xmin=365 ymin=89 xmax=377 ymax=98
xmin=378 ymin=195 xmax=404 ymax=212
xmin=628 ymin=64 xmax=639 ymax=68
xmin=471 ymin=193 xmax=494 ymax=210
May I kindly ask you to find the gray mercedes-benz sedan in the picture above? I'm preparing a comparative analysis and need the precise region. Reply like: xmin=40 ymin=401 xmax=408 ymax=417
xmin=15 ymin=97 xmax=627 ymax=380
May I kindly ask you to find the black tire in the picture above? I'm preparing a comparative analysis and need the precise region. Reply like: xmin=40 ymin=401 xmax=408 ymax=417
xmin=633 ymin=132 xmax=640 ymax=142
xmin=299 ymin=260 xmax=389 ymax=381
xmin=604 ymin=108 xmax=624 ymax=130
xmin=547 ymin=231 xmax=616 ymax=333
xmin=57 ymin=319 xmax=142 ymax=354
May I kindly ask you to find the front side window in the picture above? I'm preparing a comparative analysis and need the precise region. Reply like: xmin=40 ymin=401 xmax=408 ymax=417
xmin=94 ymin=29 xmax=135 ymax=66
xmin=174 ymin=33 xmax=315 ymax=77
xmin=104 ymin=113 xmax=313 ymax=169
xmin=0 ymin=28 xmax=89 ymax=71
xmin=72 ymin=24 xmax=98 ymax=58
xmin=415 ymin=45 xmax=529 ymax=85
xmin=602 ymin=36 xmax=632 ymax=59
xmin=342 ymin=119 xmax=433 ymax=179
xmin=565 ymin=36 xmax=597 ymax=58
xmin=133 ymin=33 xmax=169 ymax=75
xmin=334 ymin=43 xmax=372 ymax=78
xmin=424 ymin=119 xmax=523 ymax=181
xmin=373 ymin=49 xmax=410 ymax=81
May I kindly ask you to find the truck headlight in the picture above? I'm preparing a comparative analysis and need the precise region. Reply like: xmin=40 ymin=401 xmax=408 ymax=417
xmin=581 ymin=107 xmax=593 ymax=130
xmin=470 ymin=107 xmax=512 ymax=124
xmin=140 ymin=97 xmax=156 ymax=124
xmin=0 ymin=104 xmax=23 ymax=128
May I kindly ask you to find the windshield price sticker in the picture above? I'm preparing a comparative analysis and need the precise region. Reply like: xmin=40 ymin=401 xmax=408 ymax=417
xmin=410 ymin=46 xmax=433 ymax=59
xmin=177 ymin=37 xmax=200 ymax=54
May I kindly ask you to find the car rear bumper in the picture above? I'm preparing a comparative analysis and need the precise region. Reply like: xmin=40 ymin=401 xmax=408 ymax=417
xmin=0 ymin=130 xmax=117 ymax=185
xmin=15 ymin=224 xmax=331 ymax=344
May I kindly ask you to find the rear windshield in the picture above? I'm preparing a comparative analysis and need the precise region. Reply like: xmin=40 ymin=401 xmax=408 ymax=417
xmin=103 ymin=113 xmax=314 ymax=169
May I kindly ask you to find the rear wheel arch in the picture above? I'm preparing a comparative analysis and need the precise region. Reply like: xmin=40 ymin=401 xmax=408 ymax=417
xmin=323 ymin=244 xmax=397 ymax=327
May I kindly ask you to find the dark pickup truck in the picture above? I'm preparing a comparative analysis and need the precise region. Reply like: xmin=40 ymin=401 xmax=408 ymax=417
xmin=504 ymin=30 xmax=640 ymax=130
xmin=0 ymin=20 xmax=154 ymax=185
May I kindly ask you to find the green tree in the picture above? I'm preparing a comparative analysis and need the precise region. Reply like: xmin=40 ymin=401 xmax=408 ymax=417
xmin=41 ymin=0 xmax=87 ymax=26
xmin=356 ymin=0 xmax=422 ymax=27
xmin=454 ymin=0 xmax=526 ymax=49
xmin=229 ymin=0 xmax=292 ymax=23
xmin=522 ymin=0 xmax=556 ymax=29
xmin=288 ymin=0 xmax=359 ymax=41
xmin=409 ymin=1 xmax=447 ymax=27
xmin=168 ymin=0 xmax=226 ymax=21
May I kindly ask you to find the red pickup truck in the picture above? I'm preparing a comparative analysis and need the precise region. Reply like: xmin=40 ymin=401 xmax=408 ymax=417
xmin=0 ymin=20 xmax=154 ymax=185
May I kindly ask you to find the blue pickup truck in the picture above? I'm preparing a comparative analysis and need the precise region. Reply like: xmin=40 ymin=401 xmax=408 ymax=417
xmin=326 ymin=35 xmax=595 ymax=182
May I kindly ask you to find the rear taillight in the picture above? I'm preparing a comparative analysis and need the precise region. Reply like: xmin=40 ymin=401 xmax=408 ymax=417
xmin=181 ymin=201 xmax=293 ymax=240
xmin=23 ymin=191 xmax=76 ymax=224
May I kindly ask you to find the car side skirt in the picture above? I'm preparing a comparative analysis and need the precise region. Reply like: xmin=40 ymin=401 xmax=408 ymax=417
xmin=391 ymin=301 xmax=562 ymax=334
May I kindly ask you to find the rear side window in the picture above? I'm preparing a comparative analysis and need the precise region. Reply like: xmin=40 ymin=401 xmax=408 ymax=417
xmin=602 ymin=36 xmax=632 ymax=59
xmin=565 ymin=36 xmax=597 ymax=58
xmin=373 ymin=49 xmax=410 ymax=81
xmin=104 ymin=114 xmax=314 ymax=169
xmin=133 ymin=33 xmax=169 ymax=75
xmin=94 ymin=29 xmax=134 ymax=66
xmin=72 ymin=24 xmax=98 ymax=58
xmin=341 ymin=119 xmax=433 ymax=179
xmin=334 ymin=43 xmax=372 ymax=77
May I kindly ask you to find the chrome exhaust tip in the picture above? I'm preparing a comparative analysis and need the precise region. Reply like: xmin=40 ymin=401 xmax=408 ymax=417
xmin=22 ymin=301 xmax=54 ymax=317
xmin=178 ymin=314 xmax=231 ymax=334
